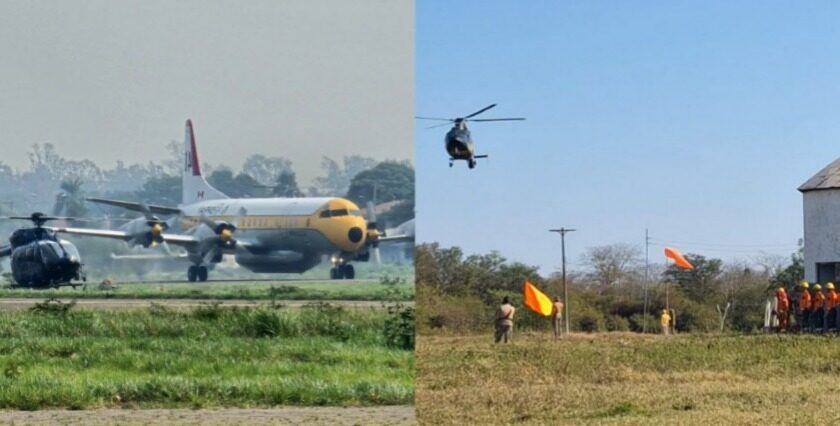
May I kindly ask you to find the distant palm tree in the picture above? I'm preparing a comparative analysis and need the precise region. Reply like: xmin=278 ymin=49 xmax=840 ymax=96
xmin=53 ymin=177 xmax=88 ymax=218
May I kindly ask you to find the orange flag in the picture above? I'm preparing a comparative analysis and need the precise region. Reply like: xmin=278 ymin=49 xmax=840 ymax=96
xmin=523 ymin=280 xmax=553 ymax=316
xmin=664 ymin=247 xmax=694 ymax=270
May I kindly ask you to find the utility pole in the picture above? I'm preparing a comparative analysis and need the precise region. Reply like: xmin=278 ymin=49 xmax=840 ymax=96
xmin=549 ymin=228 xmax=576 ymax=334
xmin=643 ymin=228 xmax=650 ymax=333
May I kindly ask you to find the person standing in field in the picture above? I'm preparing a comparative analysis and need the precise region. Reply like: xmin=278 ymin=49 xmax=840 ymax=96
xmin=798 ymin=281 xmax=811 ymax=333
xmin=495 ymin=296 xmax=516 ymax=344
xmin=660 ymin=309 xmax=671 ymax=335
xmin=825 ymin=283 xmax=837 ymax=332
xmin=812 ymin=284 xmax=825 ymax=332
xmin=551 ymin=296 xmax=564 ymax=339
xmin=774 ymin=287 xmax=790 ymax=332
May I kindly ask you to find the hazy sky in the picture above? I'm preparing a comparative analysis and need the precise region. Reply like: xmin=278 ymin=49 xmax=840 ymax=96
xmin=417 ymin=1 xmax=840 ymax=273
xmin=0 ymin=0 xmax=413 ymax=185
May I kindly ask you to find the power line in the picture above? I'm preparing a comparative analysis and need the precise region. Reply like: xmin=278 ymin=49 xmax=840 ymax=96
xmin=648 ymin=241 xmax=797 ymax=254
xmin=648 ymin=237 xmax=798 ymax=249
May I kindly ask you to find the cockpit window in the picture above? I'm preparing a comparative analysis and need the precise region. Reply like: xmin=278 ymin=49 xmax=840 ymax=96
xmin=320 ymin=208 xmax=357 ymax=218
xmin=40 ymin=241 xmax=63 ymax=262
xmin=61 ymin=242 xmax=80 ymax=261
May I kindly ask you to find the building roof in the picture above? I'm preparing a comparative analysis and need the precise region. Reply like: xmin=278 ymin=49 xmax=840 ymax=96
xmin=799 ymin=157 xmax=840 ymax=192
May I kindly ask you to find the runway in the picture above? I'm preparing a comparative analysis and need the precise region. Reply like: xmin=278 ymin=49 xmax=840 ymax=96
xmin=0 ymin=406 xmax=416 ymax=425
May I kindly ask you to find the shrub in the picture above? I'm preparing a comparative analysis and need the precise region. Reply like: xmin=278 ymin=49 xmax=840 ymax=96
xmin=383 ymin=304 xmax=415 ymax=350
xmin=572 ymin=305 xmax=604 ymax=332
xmin=605 ymin=315 xmax=630 ymax=332
xmin=192 ymin=302 xmax=224 ymax=321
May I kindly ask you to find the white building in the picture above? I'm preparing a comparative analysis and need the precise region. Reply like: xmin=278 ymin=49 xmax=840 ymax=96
xmin=800 ymin=158 xmax=840 ymax=283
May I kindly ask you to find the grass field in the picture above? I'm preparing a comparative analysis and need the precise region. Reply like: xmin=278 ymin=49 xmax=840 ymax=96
xmin=0 ymin=304 xmax=414 ymax=409
xmin=417 ymin=331 xmax=840 ymax=425
xmin=0 ymin=278 xmax=414 ymax=302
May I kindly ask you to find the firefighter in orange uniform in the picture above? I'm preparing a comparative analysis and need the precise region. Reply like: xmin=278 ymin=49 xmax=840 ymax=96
xmin=813 ymin=284 xmax=826 ymax=332
xmin=798 ymin=281 xmax=811 ymax=332
xmin=775 ymin=287 xmax=790 ymax=332
xmin=826 ymin=283 xmax=838 ymax=332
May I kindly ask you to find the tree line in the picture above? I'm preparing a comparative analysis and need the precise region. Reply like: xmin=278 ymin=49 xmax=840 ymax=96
xmin=416 ymin=242 xmax=803 ymax=334
xmin=0 ymin=143 xmax=413 ymax=228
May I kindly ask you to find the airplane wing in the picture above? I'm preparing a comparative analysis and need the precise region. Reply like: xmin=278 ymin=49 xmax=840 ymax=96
xmin=110 ymin=252 xmax=190 ymax=260
xmin=48 ymin=227 xmax=200 ymax=248
xmin=379 ymin=219 xmax=414 ymax=243
xmin=86 ymin=198 xmax=181 ymax=216
xmin=0 ymin=245 xmax=10 ymax=258
xmin=378 ymin=234 xmax=414 ymax=243
xmin=49 ymin=226 xmax=255 ymax=252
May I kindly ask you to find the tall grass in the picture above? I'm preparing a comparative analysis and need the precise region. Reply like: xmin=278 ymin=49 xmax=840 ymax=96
xmin=418 ymin=332 xmax=840 ymax=425
xmin=0 ymin=305 xmax=414 ymax=409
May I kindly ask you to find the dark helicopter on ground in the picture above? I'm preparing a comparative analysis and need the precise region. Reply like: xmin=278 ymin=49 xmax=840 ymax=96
xmin=0 ymin=212 xmax=85 ymax=288
xmin=416 ymin=104 xmax=524 ymax=169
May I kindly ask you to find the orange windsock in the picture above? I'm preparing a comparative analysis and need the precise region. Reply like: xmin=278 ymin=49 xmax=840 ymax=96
xmin=664 ymin=247 xmax=694 ymax=270
xmin=523 ymin=280 xmax=553 ymax=316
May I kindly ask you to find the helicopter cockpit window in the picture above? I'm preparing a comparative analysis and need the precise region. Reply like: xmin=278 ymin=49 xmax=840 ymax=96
xmin=61 ymin=241 xmax=80 ymax=261
xmin=39 ymin=241 xmax=63 ymax=263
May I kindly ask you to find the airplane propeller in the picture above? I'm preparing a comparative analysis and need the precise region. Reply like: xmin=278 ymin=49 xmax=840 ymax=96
xmin=364 ymin=201 xmax=383 ymax=266
xmin=137 ymin=202 xmax=171 ymax=252
xmin=197 ymin=215 xmax=239 ymax=265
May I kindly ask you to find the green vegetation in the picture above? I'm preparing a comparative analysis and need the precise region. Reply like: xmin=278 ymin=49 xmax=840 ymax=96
xmin=0 ymin=304 xmax=414 ymax=409
xmin=418 ymin=332 xmax=840 ymax=425
xmin=383 ymin=304 xmax=416 ymax=350
xmin=0 ymin=277 xmax=414 ymax=302
xmin=416 ymin=243 xmax=799 ymax=335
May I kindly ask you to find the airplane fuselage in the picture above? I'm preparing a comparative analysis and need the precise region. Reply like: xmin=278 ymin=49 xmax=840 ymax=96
xmin=175 ymin=197 xmax=368 ymax=273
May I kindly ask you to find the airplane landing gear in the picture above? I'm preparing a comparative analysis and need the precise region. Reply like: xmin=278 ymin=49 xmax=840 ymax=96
xmin=329 ymin=262 xmax=355 ymax=280
xmin=188 ymin=265 xmax=209 ymax=282
xmin=468 ymin=159 xmax=476 ymax=169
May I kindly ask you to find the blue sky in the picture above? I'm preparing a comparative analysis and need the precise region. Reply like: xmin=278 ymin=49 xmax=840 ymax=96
xmin=416 ymin=1 xmax=840 ymax=273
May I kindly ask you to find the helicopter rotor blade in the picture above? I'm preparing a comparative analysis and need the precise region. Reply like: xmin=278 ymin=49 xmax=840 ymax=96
xmin=424 ymin=122 xmax=454 ymax=130
xmin=467 ymin=118 xmax=526 ymax=122
xmin=464 ymin=104 xmax=497 ymax=119
xmin=415 ymin=116 xmax=453 ymax=121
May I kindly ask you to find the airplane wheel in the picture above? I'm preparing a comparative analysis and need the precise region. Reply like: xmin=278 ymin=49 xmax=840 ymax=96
xmin=197 ymin=266 xmax=208 ymax=282
xmin=343 ymin=264 xmax=355 ymax=280
xmin=330 ymin=267 xmax=341 ymax=280
xmin=188 ymin=266 xmax=198 ymax=282
xmin=468 ymin=159 xmax=476 ymax=169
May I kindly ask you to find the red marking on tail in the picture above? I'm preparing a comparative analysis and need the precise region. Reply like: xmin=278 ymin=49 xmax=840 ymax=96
xmin=187 ymin=120 xmax=201 ymax=176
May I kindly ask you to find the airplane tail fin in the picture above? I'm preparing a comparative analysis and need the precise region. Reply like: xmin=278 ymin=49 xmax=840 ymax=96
xmin=182 ymin=120 xmax=228 ymax=204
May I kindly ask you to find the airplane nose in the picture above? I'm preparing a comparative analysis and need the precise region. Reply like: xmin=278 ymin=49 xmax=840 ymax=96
xmin=348 ymin=227 xmax=363 ymax=243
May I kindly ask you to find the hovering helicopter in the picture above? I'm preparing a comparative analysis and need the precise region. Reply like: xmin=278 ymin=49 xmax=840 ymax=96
xmin=0 ymin=212 xmax=86 ymax=288
xmin=416 ymin=104 xmax=524 ymax=169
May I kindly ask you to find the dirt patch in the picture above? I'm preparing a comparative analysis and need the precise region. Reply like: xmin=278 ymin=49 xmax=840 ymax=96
xmin=0 ymin=406 xmax=415 ymax=425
